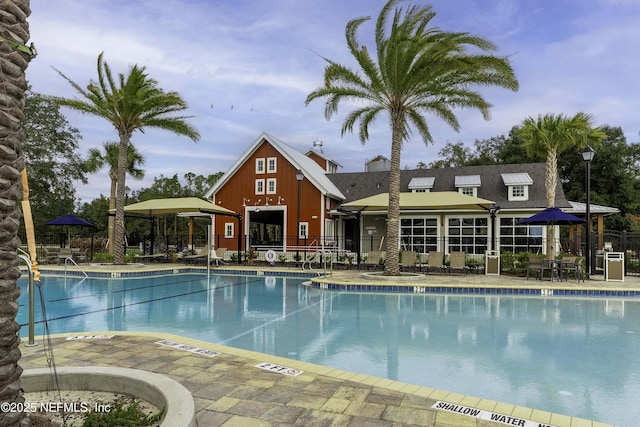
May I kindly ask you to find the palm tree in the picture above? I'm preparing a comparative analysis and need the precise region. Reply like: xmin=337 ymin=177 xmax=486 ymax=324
xmin=306 ymin=0 xmax=518 ymax=275
xmin=0 ymin=2 xmax=33 ymax=425
xmin=54 ymin=53 xmax=199 ymax=264
xmin=517 ymin=112 xmax=605 ymax=259
xmin=86 ymin=142 xmax=145 ymax=253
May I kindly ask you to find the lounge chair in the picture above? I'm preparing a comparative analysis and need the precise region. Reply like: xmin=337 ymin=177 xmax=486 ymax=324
xmin=210 ymin=247 xmax=227 ymax=266
xmin=400 ymin=250 xmax=417 ymax=271
xmin=425 ymin=251 xmax=445 ymax=273
xmin=183 ymin=245 xmax=209 ymax=265
xmin=364 ymin=251 xmax=383 ymax=270
xmin=447 ymin=251 xmax=468 ymax=274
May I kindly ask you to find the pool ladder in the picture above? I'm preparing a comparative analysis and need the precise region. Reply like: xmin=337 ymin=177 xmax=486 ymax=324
xmin=301 ymin=240 xmax=333 ymax=276
xmin=18 ymin=249 xmax=37 ymax=347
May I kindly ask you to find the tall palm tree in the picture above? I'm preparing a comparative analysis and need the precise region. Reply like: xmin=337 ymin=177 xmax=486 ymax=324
xmin=54 ymin=53 xmax=199 ymax=264
xmin=86 ymin=142 xmax=145 ymax=253
xmin=517 ymin=112 xmax=605 ymax=259
xmin=306 ymin=0 xmax=518 ymax=275
xmin=0 ymin=1 xmax=33 ymax=425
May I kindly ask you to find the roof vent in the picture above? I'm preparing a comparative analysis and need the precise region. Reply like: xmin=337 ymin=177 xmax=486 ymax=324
xmin=312 ymin=139 xmax=323 ymax=153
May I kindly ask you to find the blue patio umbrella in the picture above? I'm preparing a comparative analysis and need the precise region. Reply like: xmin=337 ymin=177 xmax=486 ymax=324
xmin=46 ymin=213 xmax=95 ymax=227
xmin=46 ymin=214 xmax=95 ymax=248
xmin=518 ymin=207 xmax=585 ymax=225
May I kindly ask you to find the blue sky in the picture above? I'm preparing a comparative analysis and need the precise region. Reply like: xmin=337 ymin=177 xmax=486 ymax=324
xmin=27 ymin=0 xmax=640 ymax=203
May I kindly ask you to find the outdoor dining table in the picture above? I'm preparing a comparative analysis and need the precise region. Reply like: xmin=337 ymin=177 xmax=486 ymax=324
xmin=538 ymin=259 xmax=579 ymax=282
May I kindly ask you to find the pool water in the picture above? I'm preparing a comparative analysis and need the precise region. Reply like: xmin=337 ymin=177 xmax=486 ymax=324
xmin=17 ymin=273 xmax=640 ymax=427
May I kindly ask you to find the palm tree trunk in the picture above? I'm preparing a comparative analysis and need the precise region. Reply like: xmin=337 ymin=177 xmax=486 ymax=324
xmin=0 ymin=1 xmax=32 ymax=425
xmin=545 ymin=148 xmax=558 ymax=259
xmin=384 ymin=116 xmax=403 ymax=276
xmin=113 ymin=135 xmax=131 ymax=264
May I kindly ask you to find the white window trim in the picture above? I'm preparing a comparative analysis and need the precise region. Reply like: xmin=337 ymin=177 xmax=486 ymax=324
xmin=299 ymin=222 xmax=309 ymax=239
xmin=255 ymin=179 xmax=265 ymax=195
xmin=255 ymin=158 xmax=265 ymax=174
xmin=508 ymin=185 xmax=528 ymax=201
xmin=266 ymin=178 xmax=276 ymax=194
xmin=267 ymin=157 xmax=277 ymax=173
xmin=458 ymin=187 xmax=477 ymax=197
xmin=224 ymin=222 xmax=234 ymax=238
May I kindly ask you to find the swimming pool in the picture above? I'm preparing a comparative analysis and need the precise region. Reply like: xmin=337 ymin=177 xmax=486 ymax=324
xmin=17 ymin=273 xmax=640 ymax=427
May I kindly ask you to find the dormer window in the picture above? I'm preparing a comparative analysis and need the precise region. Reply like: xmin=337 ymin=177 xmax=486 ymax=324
xmin=408 ymin=177 xmax=435 ymax=193
xmin=455 ymin=175 xmax=480 ymax=197
xmin=502 ymin=173 xmax=533 ymax=201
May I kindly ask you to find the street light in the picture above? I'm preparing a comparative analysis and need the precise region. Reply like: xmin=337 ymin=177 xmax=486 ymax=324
xmin=295 ymin=169 xmax=304 ymax=262
xmin=582 ymin=145 xmax=595 ymax=277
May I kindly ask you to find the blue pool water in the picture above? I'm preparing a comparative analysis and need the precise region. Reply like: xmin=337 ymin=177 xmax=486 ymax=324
xmin=17 ymin=273 xmax=640 ymax=427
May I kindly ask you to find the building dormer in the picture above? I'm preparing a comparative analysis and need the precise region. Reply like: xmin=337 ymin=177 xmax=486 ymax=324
xmin=408 ymin=177 xmax=435 ymax=193
xmin=501 ymin=173 xmax=533 ymax=201
xmin=455 ymin=175 xmax=481 ymax=197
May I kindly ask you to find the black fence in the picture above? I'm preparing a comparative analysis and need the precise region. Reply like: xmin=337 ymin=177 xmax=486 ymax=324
xmin=18 ymin=229 xmax=640 ymax=276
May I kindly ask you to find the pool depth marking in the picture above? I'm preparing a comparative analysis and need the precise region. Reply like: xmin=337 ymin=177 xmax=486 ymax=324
xmin=155 ymin=339 xmax=220 ymax=357
xmin=255 ymin=362 xmax=303 ymax=376
xmin=65 ymin=335 xmax=114 ymax=340
xmin=432 ymin=401 xmax=556 ymax=427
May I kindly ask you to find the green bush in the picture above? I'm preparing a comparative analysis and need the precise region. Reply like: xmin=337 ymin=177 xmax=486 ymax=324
xmin=81 ymin=399 xmax=164 ymax=427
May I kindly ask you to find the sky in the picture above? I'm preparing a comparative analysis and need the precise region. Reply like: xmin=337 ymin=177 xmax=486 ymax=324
xmin=26 ymin=0 xmax=640 ymax=203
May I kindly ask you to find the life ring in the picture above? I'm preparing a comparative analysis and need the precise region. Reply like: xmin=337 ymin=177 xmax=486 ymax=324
xmin=265 ymin=250 xmax=277 ymax=263
xmin=265 ymin=276 xmax=276 ymax=289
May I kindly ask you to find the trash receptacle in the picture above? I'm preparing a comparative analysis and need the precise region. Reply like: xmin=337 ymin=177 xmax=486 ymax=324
xmin=485 ymin=250 xmax=500 ymax=275
xmin=605 ymin=252 xmax=624 ymax=282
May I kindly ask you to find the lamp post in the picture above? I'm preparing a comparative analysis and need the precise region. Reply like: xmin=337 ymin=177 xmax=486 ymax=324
xmin=582 ymin=145 xmax=595 ymax=277
xmin=489 ymin=204 xmax=500 ymax=251
xmin=295 ymin=169 xmax=304 ymax=262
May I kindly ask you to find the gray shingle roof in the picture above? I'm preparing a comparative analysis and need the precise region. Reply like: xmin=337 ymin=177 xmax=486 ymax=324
xmin=327 ymin=163 xmax=570 ymax=210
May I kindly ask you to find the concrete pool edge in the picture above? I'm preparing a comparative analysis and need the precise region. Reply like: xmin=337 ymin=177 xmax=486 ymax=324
xmin=21 ymin=366 xmax=196 ymax=427
xmin=21 ymin=331 xmax=616 ymax=427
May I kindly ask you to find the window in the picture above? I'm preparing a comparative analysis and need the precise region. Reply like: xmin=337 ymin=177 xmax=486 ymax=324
xmin=499 ymin=217 xmax=543 ymax=253
xmin=255 ymin=158 xmax=265 ymax=174
xmin=400 ymin=217 xmax=438 ymax=253
xmin=224 ymin=223 xmax=234 ymax=238
xmin=511 ymin=185 xmax=525 ymax=198
xmin=447 ymin=217 xmax=488 ymax=255
xmin=255 ymin=179 xmax=265 ymax=195
xmin=267 ymin=157 xmax=277 ymax=173
xmin=266 ymin=178 xmax=276 ymax=194
xmin=459 ymin=187 xmax=476 ymax=197
xmin=325 ymin=219 xmax=335 ymax=245
xmin=299 ymin=222 xmax=309 ymax=238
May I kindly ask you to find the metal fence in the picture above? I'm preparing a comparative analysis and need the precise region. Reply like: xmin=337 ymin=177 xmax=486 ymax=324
xmin=19 ymin=229 xmax=640 ymax=275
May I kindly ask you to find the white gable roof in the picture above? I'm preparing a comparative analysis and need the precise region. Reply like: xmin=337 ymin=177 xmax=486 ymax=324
xmin=204 ymin=132 xmax=345 ymax=200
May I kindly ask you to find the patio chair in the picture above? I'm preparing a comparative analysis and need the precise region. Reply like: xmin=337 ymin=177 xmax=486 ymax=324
xmin=73 ymin=248 xmax=89 ymax=263
xmin=447 ymin=252 xmax=468 ymax=275
xmin=526 ymin=255 xmax=544 ymax=280
xmin=425 ymin=251 xmax=445 ymax=273
xmin=562 ymin=256 xmax=584 ymax=282
xmin=44 ymin=248 xmax=59 ymax=265
xmin=57 ymin=248 xmax=73 ymax=265
xmin=400 ymin=250 xmax=417 ymax=271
